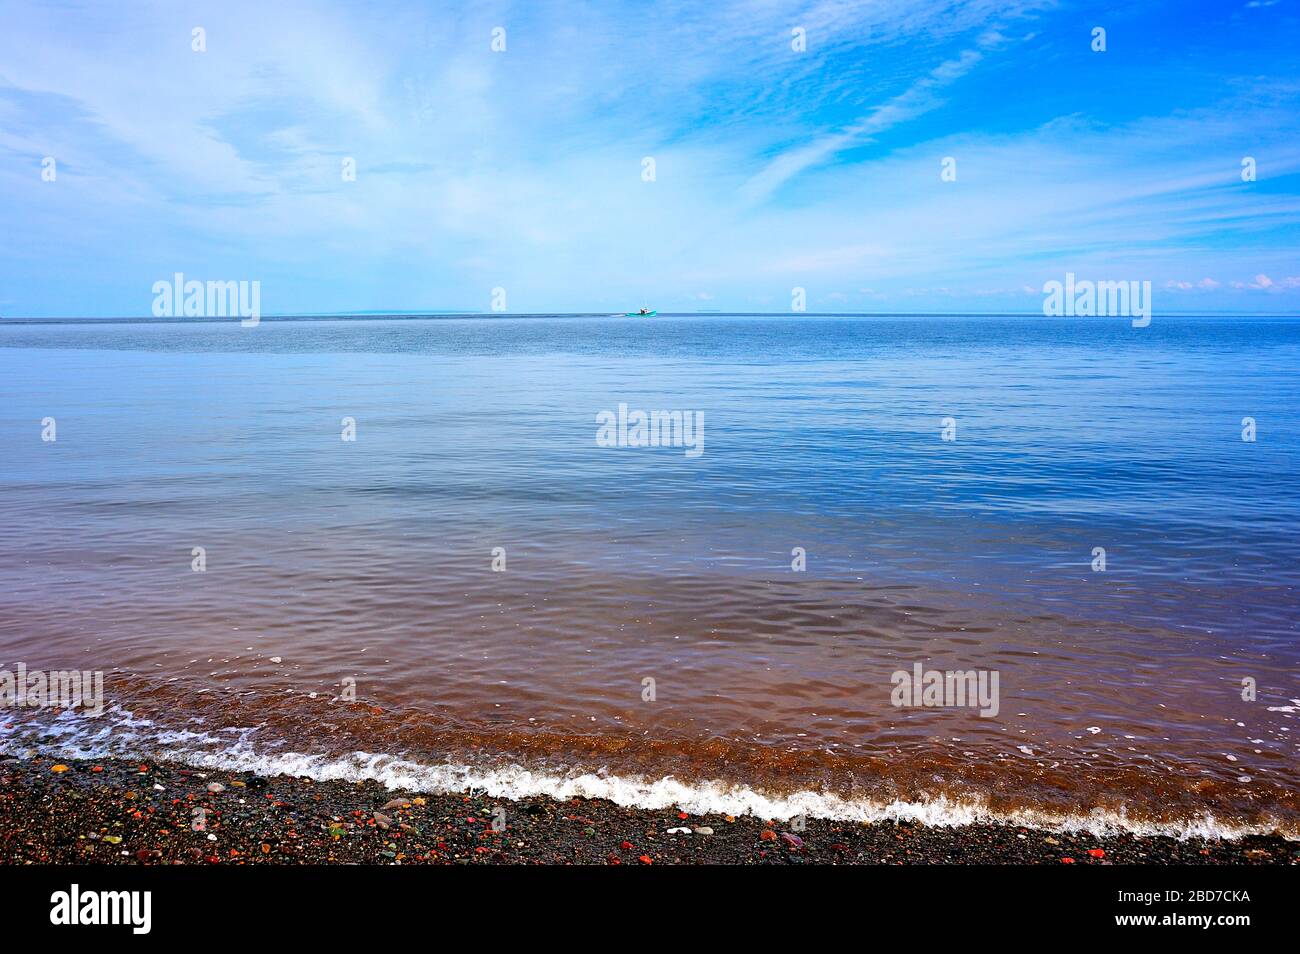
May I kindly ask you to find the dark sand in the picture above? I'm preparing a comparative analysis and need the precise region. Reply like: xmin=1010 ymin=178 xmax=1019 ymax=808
xmin=0 ymin=755 xmax=1294 ymax=865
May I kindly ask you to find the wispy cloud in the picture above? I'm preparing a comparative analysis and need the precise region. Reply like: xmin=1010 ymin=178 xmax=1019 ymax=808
xmin=0 ymin=0 xmax=1297 ymax=315
xmin=737 ymin=42 xmax=998 ymax=207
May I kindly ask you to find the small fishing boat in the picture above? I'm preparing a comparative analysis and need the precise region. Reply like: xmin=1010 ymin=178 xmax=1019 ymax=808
xmin=624 ymin=307 xmax=657 ymax=317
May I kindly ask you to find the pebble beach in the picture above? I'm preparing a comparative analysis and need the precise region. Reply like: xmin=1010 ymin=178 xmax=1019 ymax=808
xmin=1 ymin=755 xmax=1294 ymax=866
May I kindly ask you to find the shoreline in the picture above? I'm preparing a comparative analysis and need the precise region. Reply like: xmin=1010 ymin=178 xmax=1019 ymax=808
xmin=1 ymin=755 xmax=1294 ymax=865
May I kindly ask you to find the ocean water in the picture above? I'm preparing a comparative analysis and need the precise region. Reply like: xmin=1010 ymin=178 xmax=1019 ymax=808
xmin=1 ymin=314 xmax=1297 ymax=837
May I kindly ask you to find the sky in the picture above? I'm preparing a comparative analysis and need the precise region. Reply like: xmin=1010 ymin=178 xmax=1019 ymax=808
xmin=1 ymin=0 xmax=1298 ymax=317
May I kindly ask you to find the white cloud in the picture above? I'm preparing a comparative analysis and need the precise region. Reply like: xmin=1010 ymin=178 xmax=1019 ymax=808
xmin=1 ymin=0 xmax=1297 ymax=314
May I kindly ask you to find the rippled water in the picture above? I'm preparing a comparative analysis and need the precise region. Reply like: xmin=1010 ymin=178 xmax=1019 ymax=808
xmin=1 ymin=315 xmax=1297 ymax=835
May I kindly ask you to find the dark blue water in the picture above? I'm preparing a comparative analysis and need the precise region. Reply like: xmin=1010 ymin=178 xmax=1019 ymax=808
xmin=1 ymin=315 xmax=1297 ymax=834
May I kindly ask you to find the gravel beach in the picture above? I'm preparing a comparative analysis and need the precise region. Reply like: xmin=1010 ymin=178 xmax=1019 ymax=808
xmin=0 ymin=755 xmax=1294 ymax=865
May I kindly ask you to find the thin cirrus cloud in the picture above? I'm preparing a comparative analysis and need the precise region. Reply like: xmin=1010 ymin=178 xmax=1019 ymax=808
xmin=0 ymin=0 xmax=1296 ymax=316
xmin=736 ymin=43 xmax=995 ymax=209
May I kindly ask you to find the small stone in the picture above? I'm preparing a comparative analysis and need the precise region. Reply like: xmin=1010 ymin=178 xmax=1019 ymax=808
xmin=693 ymin=826 xmax=714 ymax=835
xmin=1044 ymin=836 xmax=1060 ymax=845
xmin=666 ymin=827 xmax=691 ymax=834
xmin=373 ymin=812 xmax=392 ymax=829
xmin=381 ymin=798 xmax=410 ymax=810
xmin=207 ymin=783 xmax=225 ymax=794
xmin=51 ymin=764 xmax=70 ymax=773
xmin=760 ymin=829 xmax=777 ymax=842
xmin=780 ymin=832 xmax=804 ymax=850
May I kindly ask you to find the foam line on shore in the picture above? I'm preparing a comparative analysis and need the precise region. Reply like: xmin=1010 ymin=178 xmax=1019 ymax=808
xmin=1 ymin=708 xmax=1291 ymax=842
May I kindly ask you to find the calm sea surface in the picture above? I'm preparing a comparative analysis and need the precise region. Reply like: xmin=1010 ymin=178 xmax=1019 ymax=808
xmin=1 ymin=315 xmax=1297 ymax=834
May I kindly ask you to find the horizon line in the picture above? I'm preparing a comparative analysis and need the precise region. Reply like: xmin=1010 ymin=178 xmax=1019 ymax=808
xmin=3 ymin=310 xmax=1300 ymax=325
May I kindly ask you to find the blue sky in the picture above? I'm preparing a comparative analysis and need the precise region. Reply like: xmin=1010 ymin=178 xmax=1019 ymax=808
xmin=1 ymin=0 xmax=1298 ymax=316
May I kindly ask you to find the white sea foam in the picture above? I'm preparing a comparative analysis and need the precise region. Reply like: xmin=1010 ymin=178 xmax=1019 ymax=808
xmin=1 ymin=707 xmax=1292 ymax=842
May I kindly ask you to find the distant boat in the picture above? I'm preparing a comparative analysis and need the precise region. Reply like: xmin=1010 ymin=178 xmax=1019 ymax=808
xmin=624 ymin=307 xmax=657 ymax=317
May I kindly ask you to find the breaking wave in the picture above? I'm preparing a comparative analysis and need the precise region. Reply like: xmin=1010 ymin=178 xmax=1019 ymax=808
xmin=1 ymin=705 xmax=1293 ymax=842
